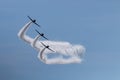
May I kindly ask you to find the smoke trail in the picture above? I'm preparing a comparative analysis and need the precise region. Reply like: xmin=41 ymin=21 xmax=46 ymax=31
xmin=35 ymin=40 xmax=85 ymax=64
xmin=18 ymin=21 xmax=85 ymax=64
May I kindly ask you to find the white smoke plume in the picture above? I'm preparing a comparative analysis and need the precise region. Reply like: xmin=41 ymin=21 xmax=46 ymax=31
xmin=18 ymin=21 xmax=85 ymax=64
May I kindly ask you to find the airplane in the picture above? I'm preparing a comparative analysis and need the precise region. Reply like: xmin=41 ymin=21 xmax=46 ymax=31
xmin=27 ymin=16 xmax=41 ymax=27
xmin=41 ymin=42 xmax=55 ymax=52
xmin=35 ymin=29 xmax=48 ymax=40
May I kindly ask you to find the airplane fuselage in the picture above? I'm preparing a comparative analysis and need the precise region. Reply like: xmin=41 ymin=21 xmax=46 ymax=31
xmin=41 ymin=33 xmax=44 ymax=36
xmin=46 ymin=46 xmax=49 ymax=48
xmin=32 ymin=20 xmax=36 ymax=23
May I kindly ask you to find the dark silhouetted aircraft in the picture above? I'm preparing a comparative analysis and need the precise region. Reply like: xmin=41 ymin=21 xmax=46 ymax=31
xmin=35 ymin=29 xmax=48 ymax=40
xmin=41 ymin=42 xmax=54 ymax=52
xmin=27 ymin=16 xmax=41 ymax=27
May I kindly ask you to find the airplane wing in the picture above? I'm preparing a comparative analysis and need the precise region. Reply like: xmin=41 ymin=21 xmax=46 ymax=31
xmin=27 ymin=16 xmax=33 ymax=21
xmin=43 ymin=36 xmax=48 ymax=40
xmin=48 ymin=47 xmax=55 ymax=52
xmin=35 ymin=29 xmax=40 ymax=34
xmin=34 ymin=22 xmax=41 ymax=27
xmin=41 ymin=42 xmax=46 ymax=47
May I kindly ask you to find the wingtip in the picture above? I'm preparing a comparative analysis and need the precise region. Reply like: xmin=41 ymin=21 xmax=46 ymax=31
xmin=27 ymin=16 xmax=30 ymax=18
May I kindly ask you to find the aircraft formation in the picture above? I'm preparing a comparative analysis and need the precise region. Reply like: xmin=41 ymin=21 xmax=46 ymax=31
xmin=18 ymin=16 xmax=85 ymax=64
xmin=27 ymin=16 xmax=55 ymax=53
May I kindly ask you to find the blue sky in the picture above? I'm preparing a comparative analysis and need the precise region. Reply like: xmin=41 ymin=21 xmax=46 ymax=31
xmin=0 ymin=0 xmax=120 ymax=80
